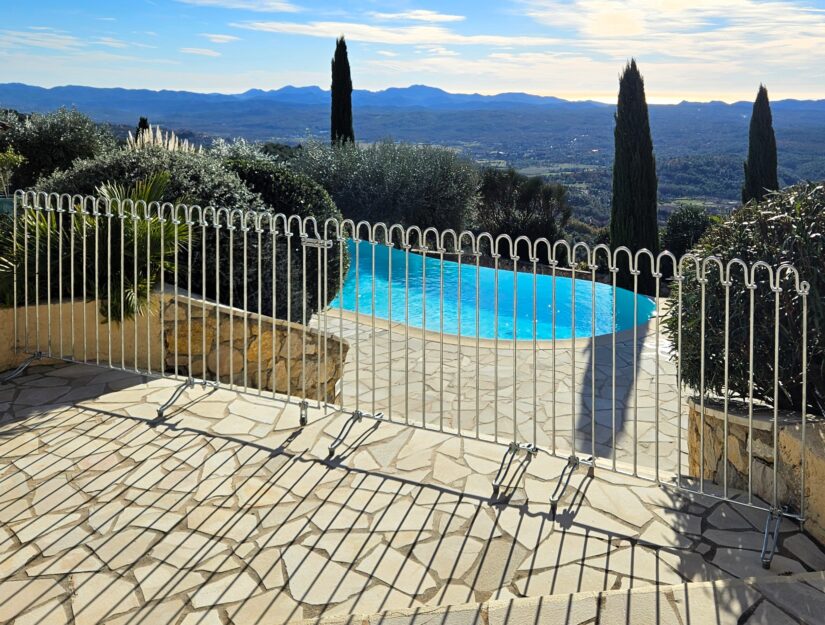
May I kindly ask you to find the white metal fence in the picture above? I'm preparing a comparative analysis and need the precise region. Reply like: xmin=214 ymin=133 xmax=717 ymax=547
xmin=4 ymin=190 xmax=814 ymax=567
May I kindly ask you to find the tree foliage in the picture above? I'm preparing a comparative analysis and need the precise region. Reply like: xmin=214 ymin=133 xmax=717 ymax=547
xmin=331 ymin=36 xmax=354 ymax=144
xmin=661 ymin=202 xmax=719 ymax=261
xmin=477 ymin=167 xmax=571 ymax=261
xmin=610 ymin=59 xmax=659 ymax=294
xmin=292 ymin=140 xmax=479 ymax=233
xmin=663 ymin=182 xmax=825 ymax=416
xmin=742 ymin=85 xmax=778 ymax=204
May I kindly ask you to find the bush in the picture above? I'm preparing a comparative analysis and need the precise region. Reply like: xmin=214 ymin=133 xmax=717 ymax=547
xmin=38 ymin=146 xmax=259 ymax=211
xmin=222 ymin=156 xmax=348 ymax=321
xmin=37 ymin=146 xmax=346 ymax=322
xmin=0 ymin=108 xmax=116 ymax=188
xmin=663 ymin=182 xmax=825 ymax=416
xmin=477 ymin=167 xmax=570 ymax=260
xmin=292 ymin=140 xmax=479 ymax=233
xmin=661 ymin=203 xmax=719 ymax=260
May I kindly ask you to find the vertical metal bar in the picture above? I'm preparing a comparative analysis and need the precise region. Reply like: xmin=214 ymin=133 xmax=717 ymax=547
xmin=187 ymin=215 xmax=193 ymax=378
xmin=94 ymin=204 xmax=100 ymax=365
xmin=57 ymin=198 xmax=63 ymax=359
xmin=354 ymin=237 xmax=360 ymax=413
xmin=404 ymin=240 xmax=410 ymax=424
xmin=228 ymin=224 xmax=234 ymax=389
xmin=34 ymin=199 xmax=40 ymax=355
xmin=336 ymin=233 xmax=343 ymax=409
xmin=772 ymin=284 xmax=780 ymax=510
xmin=748 ymin=284 xmax=756 ymax=504
xmin=612 ymin=266 xmax=618 ymax=471
xmin=106 ymin=205 xmax=112 ymax=367
xmin=257 ymin=226 xmax=263 ymax=394
xmin=243 ymin=221 xmax=249 ymax=392
xmin=439 ymin=245 xmax=445 ymax=432
xmin=70 ymin=200 xmax=75 ymax=360
xmin=591 ymin=262 xmax=597 ymax=462
xmin=316 ymin=242 xmax=322 ymax=405
xmin=654 ymin=268 xmax=661 ymax=482
xmin=801 ymin=291 xmax=808 ymax=521
xmin=12 ymin=194 xmax=18 ymax=355
xmin=159 ymin=205 xmax=165 ymax=373
xmin=457 ymin=249 xmax=463 ymax=434
xmin=371 ymin=240 xmax=377 ymax=416
xmin=172 ymin=207 xmax=179 ymax=378
xmin=46 ymin=200 xmax=52 ymax=357
xmin=302 ymin=234 xmax=308 ymax=402
xmin=272 ymin=226 xmax=278 ymax=397
xmin=632 ymin=267 xmax=639 ymax=476
xmin=722 ymin=277 xmax=731 ymax=499
xmin=133 ymin=205 xmax=139 ymax=371
xmin=551 ymin=261 xmax=557 ymax=456
xmin=214 ymin=220 xmax=220 ymax=386
xmin=493 ymin=251 xmax=499 ymax=443
xmin=676 ymin=273 xmax=684 ymax=486
xmin=571 ymin=261 xmax=577 ymax=458
xmin=202 ymin=218 xmax=207 ymax=381
xmin=120 ymin=204 xmax=126 ymax=369
xmin=387 ymin=238 xmax=393 ymax=420
xmin=146 ymin=206 xmax=152 ymax=374
xmin=82 ymin=205 xmax=87 ymax=362
xmin=699 ymin=273 xmax=707 ymax=493
xmin=475 ymin=250 xmax=480 ymax=441
xmin=512 ymin=252 xmax=518 ymax=444
xmin=532 ymin=258 xmax=538 ymax=449
xmin=421 ymin=245 xmax=427 ymax=428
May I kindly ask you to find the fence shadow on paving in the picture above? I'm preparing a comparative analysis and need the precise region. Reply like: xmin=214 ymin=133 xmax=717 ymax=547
xmin=0 ymin=366 xmax=790 ymax=625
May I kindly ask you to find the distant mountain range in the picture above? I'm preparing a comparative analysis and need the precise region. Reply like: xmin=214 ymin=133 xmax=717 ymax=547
xmin=2 ymin=82 xmax=823 ymax=222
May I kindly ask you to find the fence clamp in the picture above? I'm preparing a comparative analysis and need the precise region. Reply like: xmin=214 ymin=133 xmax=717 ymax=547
xmin=302 ymin=238 xmax=334 ymax=250
xmin=299 ymin=400 xmax=309 ymax=426
xmin=760 ymin=506 xmax=786 ymax=569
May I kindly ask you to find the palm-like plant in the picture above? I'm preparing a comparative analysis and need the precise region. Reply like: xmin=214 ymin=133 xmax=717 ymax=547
xmin=0 ymin=172 xmax=189 ymax=322
xmin=90 ymin=172 xmax=190 ymax=320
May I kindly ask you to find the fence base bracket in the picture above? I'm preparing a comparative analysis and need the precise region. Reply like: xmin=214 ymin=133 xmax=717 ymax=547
xmin=492 ymin=442 xmax=538 ymax=492
xmin=760 ymin=507 xmax=785 ymax=569
xmin=327 ymin=410 xmax=384 ymax=458
xmin=1 ymin=352 xmax=43 ymax=384
xmin=550 ymin=455 xmax=594 ymax=514
xmin=299 ymin=401 xmax=309 ymax=427
xmin=155 ymin=378 xmax=197 ymax=423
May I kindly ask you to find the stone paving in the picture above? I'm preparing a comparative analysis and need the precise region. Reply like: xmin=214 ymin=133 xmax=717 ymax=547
xmin=319 ymin=311 xmax=683 ymax=477
xmin=1 ymin=362 xmax=824 ymax=624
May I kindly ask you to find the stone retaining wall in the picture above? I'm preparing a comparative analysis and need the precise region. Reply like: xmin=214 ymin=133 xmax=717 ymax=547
xmin=163 ymin=296 xmax=348 ymax=403
xmin=688 ymin=397 xmax=825 ymax=543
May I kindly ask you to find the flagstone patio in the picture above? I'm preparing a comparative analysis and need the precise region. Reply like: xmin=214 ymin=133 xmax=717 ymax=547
xmin=1 ymin=363 xmax=824 ymax=625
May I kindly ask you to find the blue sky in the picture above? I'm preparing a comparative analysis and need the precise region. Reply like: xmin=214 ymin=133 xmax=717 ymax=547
xmin=3 ymin=0 xmax=825 ymax=102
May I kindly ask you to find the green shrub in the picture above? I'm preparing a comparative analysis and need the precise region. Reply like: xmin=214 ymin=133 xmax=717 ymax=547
xmin=37 ymin=146 xmax=346 ymax=322
xmin=477 ymin=167 xmax=570 ymax=260
xmin=0 ymin=108 xmax=116 ymax=188
xmin=221 ymin=156 xmax=348 ymax=321
xmin=38 ymin=146 xmax=259 ymax=211
xmin=663 ymin=182 xmax=825 ymax=416
xmin=661 ymin=203 xmax=720 ymax=260
xmin=292 ymin=140 xmax=480 ymax=233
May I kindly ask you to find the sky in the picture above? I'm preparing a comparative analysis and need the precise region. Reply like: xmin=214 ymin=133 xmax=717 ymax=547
xmin=3 ymin=0 xmax=825 ymax=103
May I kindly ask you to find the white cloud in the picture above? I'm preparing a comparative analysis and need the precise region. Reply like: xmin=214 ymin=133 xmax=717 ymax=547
xmin=92 ymin=36 xmax=128 ymax=49
xmin=180 ymin=47 xmax=222 ymax=57
xmin=0 ymin=29 xmax=84 ymax=51
xmin=176 ymin=0 xmax=300 ymax=12
xmin=368 ymin=10 xmax=465 ymax=23
xmin=201 ymin=33 xmax=241 ymax=43
xmin=377 ymin=50 xmax=398 ymax=57
xmin=232 ymin=20 xmax=562 ymax=47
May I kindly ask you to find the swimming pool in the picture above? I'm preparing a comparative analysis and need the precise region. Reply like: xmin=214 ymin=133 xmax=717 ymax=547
xmin=330 ymin=240 xmax=656 ymax=340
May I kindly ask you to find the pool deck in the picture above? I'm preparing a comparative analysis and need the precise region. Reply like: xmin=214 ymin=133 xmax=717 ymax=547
xmin=319 ymin=309 xmax=682 ymax=478
xmin=2 ymin=363 xmax=823 ymax=624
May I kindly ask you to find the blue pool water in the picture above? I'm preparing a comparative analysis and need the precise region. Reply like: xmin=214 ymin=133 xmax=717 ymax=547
xmin=330 ymin=241 xmax=655 ymax=340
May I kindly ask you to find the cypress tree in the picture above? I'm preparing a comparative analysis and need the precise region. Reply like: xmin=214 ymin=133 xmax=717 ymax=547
xmin=742 ymin=85 xmax=778 ymax=204
xmin=610 ymin=59 xmax=659 ymax=294
xmin=136 ymin=116 xmax=150 ymax=139
xmin=330 ymin=36 xmax=354 ymax=144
